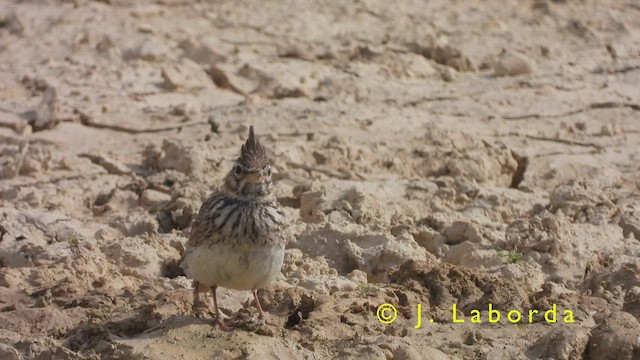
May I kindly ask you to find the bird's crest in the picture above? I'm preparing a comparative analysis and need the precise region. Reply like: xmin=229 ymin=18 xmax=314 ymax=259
xmin=237 ymin=125 xmax=268 ymax=168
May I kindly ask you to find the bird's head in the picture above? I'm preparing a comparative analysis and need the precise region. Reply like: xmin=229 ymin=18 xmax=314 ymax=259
xmin=224 ymin=125 xmax=273 ymax=198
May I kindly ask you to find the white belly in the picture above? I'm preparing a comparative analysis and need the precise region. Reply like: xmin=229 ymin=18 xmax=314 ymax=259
xmin=181 ymin=243 xmax=285 ymax=291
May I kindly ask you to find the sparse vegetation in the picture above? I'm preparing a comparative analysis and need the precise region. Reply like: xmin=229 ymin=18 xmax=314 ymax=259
xmin=358 ymin=283 xmax=379 ymax=295
xmin=196 ymin=331 xmax=218 ymax=342
xmin=68 ymin=236 xmax=81 ymax=253
xmin=497 ymin=247 xmax=524 ymax=264
xmin=90 ymin=304 xmax=133 ymax=320
xmin=91 ymin=308 xmax=114 ymax=320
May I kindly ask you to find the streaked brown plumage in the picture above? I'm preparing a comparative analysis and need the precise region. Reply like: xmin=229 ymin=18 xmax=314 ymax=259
xmin=180 ymin=125 xmax=288 ymax=330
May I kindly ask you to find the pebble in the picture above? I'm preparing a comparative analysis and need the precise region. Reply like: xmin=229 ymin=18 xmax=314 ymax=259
xmin=438 ymin=66 xmax=458 ymax=82
xmin=432 ymin=44 xmax=476 ymax=72
xmin=494 ymin=51 xmax=536 ymax=76
xmin=140 ymin=189 xmax=171 ymax=207
xmin=31 ymin=86 xmax=58 ymax=131
xmin=0 ymin=11 xmax=24 ymax=35
xmin=122 ymin=38 xmax=170 ymax=61
xmin=599 ymin=123 xmax=620 ymax=136
xmin=161 ymin=60 xmax=211 ymax=90
xmin=179 ymin=37 xmax=227 ymax=65
xmin=0 ymin=343 xmax=21 ymax=360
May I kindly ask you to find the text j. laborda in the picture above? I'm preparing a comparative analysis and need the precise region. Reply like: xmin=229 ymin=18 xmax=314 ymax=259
xmin=376 ymin=303 xmax=574 ymax=328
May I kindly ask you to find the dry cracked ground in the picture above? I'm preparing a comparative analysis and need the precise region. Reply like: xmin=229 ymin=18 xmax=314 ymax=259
xmin=1 ymin=0 xmax=640 ymax=359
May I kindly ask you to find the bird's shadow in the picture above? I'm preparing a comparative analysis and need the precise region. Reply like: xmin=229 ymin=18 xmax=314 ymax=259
xmin=133 ymin=315 xmax=214 ymax=339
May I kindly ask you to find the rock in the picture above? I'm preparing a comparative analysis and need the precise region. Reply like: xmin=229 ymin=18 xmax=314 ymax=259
xmin=438 ymin=66 xmax=458 ymax=82
xmin=30 ymin=86 xmax=58 ymax=131
xmin=0 ymin=113 xmax=31 ymax=135
xmin=95 ymin=35 xmax=115 ymax=55
xmin=0 ymin=141 xmax=55 ymax=179
xmin=431 ymin=44 xmax=476 ymax=72
xmin=396 ymin=53 xmax=438 ymax=79
xmin=494 ymin=51 xmax=536 ymax=76
xmin=0 ymin=11 xmax=24 ymax=35
xmin=129 ymin=4 xmax=165 ymax=18
xmin=390 ymin=260 xmax=530 ymax=312
xmin=158 ymin=192 xmax=202 ymax=231
xmin=0 ymin=208 xmax=95 ymax=267
xmin=178 ymin=37 xmax=227 ymax=65
xmin=161 ymin=60 xmax=212 ymax=91
xmin=140 ymin=189 xmax=171 ymax=208
xmin=413 ymin=227 xmax=447 ymax=258
xmin=286 ymin=263 xmax=367 ymax=294
xmin=580 ymin=256 xmax=640 ymax=318
xmin=445 ymin=241 xmax=503 ymax=268
xmin=0 ymin=342 xmax=22 ymax=360
xmin=295 ymin=273 xmax=363 ymax=294
xmin=100 ymin=235 xmax=177 ymax=279
xmin=237 ymin=64 xmax=307 ymax=99
xmin=506 ymin=211 xmax=624 ymax=283
xmin=79 ymin=153 xmax=132 ymax=175
xmin=548 ymin=178 xmax=616 ymax=225
xmin=33 ymin=346 xmax=79 ymax=360
xmin=338 ymin=345 xmax=387 ymax=360
xmin=527 ymin=327 xmax=590 ymax=360
xmin=394 ymin=346 xmax=450 ymax=360
xmin=206 ymin=65 xmax=244 ymax=94
xmin=587 ymin=311 xmax=640 ymax=360
xmin=566 ymin=20 xmax=598 ymax=40
xmin=170 ymin=103 xmax=194 ymax=116
xmin=298 ymin=180 xmax=403 ymax=228
xmin=599 ymin=123 xmax=620 ymax=136
xmin=126 ymin=215 xmax=158 ymax=236
xmin=277 ymin=44 xmax=316 ymax=61
xmin=619 ymin=213 xmax=640 ymax=239
xmin=143 ymin=139 xmax=207 ymax=175
xmin=442 ymin=141 xmax=517 ymax=186
xmin=499 ymin=263 xmax=545 ymax=294
xmin=297 ymin=229 xmax=428 ymax=282
xmin=122 ymin=38 xmax=171 ymax=61
xmin=299 ymin=191 xmax=329 ymax=223
xmin=392 ymin=347 xmax=422 ymax=360
xmin=442 ymin=221 xmax=484 ymax=244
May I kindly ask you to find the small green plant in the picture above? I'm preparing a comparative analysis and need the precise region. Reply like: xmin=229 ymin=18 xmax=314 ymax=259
xmin=196 ymin=331 xmax=217 ymax=342
xmin=68 ymin=236 xmax=81 ymax=253
xmin=358 ymin=283 xmax=379 ymax=295
xmin=497 ymin=247 xmax=524 ymax=264
xmin=91 ymin=304 xmax=133 ymax=320
xmin=91 ymin=308 xmax=114 ymax=320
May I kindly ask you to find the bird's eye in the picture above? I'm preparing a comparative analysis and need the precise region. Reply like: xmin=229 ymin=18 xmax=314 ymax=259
xmin=234 ymin=165 xmax=242 ymax=175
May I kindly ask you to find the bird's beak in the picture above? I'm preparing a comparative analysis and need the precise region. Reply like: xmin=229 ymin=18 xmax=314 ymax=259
xmin=244 ymin=172 xmax=267 ymax=184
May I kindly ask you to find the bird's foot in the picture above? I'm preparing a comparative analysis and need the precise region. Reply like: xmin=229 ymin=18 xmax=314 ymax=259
xmin=255 ymin=314 xmax=274 ymax=326
xmin=224 ymin=308 xmax=274 ymax=328
xmin=214 ymin=316 xmax=234 ymax=332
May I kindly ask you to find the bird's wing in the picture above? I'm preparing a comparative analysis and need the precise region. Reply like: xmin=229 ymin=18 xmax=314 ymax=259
xmin=184 ymin=191 xmax=228 ymax=251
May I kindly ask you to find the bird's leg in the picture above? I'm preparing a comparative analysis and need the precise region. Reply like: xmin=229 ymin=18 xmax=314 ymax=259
xmin=191 ymin=280 xmax=209 ymax=318
xmin=211 ymin=286 xmax=233 ymax=331
xmin=253 ymin=289 xmax=273 ymax=325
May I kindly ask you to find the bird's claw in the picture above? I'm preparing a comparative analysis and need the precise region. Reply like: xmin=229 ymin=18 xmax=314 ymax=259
xmin=215 ymin=316 xmax=234 ymax=332
xmin=256 ymin=315 xmax=274 ymax=326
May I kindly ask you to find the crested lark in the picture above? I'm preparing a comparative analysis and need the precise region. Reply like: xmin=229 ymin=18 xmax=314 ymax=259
xmin=180 ymin=125 xmax=288 ymax=330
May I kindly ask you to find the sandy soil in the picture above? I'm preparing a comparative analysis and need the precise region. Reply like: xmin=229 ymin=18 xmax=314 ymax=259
xmin=1 ymin=0 xmax=640 ymax=359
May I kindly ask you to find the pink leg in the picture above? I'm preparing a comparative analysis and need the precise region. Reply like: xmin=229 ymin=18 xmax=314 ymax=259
xmin=211 ymin=286 xmax=233 ymax=331
xmin=192 ymin=280 xmax=208 ymax=317
xmin=253 ymin=290 xmax=273 ymax=325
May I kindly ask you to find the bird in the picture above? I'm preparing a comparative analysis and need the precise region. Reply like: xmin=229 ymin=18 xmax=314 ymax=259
xmin=180 ymin=125 xmax=289 ymax=330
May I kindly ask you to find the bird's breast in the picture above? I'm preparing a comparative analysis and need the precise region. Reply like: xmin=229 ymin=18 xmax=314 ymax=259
xmin=210 ymin=198 xmax=287 ymax=246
